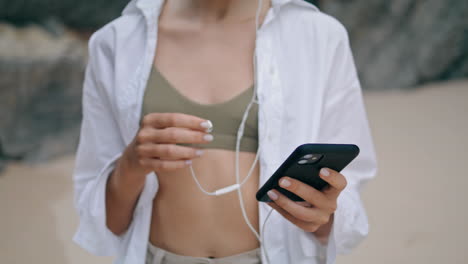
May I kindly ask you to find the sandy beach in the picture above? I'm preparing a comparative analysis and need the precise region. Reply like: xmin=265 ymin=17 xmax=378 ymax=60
xmin=1 ymin=80 xmax=467 ymax=264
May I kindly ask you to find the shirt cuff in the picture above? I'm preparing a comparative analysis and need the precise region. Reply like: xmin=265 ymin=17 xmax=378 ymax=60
xmin=73 ymin=153 xmax=124 ymax=256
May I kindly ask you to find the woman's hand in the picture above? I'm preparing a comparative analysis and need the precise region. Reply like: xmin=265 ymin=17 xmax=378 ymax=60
xmin=106 ymin=112 xmax=212 ymax=235
xmin=124 ymin=112 xmax=213 ymax=176
xmin=266 ymin=168 xmax=347 ymax=242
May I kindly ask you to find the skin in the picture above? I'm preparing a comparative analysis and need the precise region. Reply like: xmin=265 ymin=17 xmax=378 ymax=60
xmin=105 ymin=0 xmax=347 ymax=258
xmin=267 ymin=168 xmax=347 ymax=244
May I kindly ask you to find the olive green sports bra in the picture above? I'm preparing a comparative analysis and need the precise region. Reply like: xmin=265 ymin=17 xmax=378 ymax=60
xmin=141 ymin=66 xmax=259 ymax=153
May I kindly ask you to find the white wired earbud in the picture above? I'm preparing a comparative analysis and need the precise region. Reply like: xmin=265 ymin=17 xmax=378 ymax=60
xmin=188 ymin=0 xmax=265 ymax=198
xmin=188 ymin=0 xmax=274 ymax=262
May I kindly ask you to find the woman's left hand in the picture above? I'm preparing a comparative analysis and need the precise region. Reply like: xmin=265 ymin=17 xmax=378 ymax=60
xmin=267 ymin=168 xmax=347 ymax=238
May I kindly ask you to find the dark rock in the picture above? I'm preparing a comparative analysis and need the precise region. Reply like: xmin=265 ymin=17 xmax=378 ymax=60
xmin=0 ymin=23 xmax=87 ymax=166
xmin=0 ymin=0 xmax=129 ymax=30
xmin=0 ymin=160 xmax=5 ymax=174
xmin=318 ymin=0 xmax=468 ymax=90
xmin=1 ymin=1 xmax=467 ymax=169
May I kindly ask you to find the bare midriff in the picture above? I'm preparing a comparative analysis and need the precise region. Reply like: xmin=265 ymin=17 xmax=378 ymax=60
xmin=149 ymin=149 xmax=260 ymax=258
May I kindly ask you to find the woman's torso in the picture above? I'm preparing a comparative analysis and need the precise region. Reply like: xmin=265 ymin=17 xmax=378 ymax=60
xmin=72 ymin=1 xmax=359 ymax=262
xmin=147 ymin=7 xmax=266 ymax=258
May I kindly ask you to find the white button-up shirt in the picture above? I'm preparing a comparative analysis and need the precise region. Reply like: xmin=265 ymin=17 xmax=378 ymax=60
xmin=72 ymin=0 xmax=377 ymax=263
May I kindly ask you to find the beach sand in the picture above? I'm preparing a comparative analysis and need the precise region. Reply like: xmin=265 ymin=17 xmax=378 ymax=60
xmin=1 ymin=80 xmax=467 ymax=264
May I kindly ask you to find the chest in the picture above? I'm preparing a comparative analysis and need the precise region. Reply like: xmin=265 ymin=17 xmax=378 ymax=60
xmin=114 ymin=15 xmax=320 ymax=164
xmin=153 ymin=22 xmax=257 ymax=105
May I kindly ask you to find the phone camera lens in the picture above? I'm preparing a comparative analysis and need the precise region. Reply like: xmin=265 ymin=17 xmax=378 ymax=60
xmin=299 ymin=154 xmax=323 ymax=165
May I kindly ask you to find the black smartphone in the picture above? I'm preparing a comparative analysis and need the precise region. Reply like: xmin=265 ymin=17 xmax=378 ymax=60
xmin=256 ymin=143 xmax=360 ymax=202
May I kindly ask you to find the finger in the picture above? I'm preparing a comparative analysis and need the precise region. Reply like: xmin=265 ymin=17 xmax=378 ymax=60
xmin=278 ymin=176 xmax=335 ymax=213
xmin=140 ymin=158 xmax=192 ymax=172
xmin=267 ymin=190 xmax=330 ymax=225
xmin=268 ymin=202 xmax=322 ymax=232
xmin=141 ymin=112 xmax=212 ymax=132
xmin=319 ymin=168 xmax=347 ymax=199
xmin=137 ymin=127 xmax=213 ymax=144
xmin=296 ymin=201 xmax=313 ymax=208
xmin=137 ymin=144 xmax=203 ymax=160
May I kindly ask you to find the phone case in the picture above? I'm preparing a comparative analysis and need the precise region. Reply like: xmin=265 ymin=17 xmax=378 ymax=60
xmin=256 ymin=143 xmax=360 ymax=202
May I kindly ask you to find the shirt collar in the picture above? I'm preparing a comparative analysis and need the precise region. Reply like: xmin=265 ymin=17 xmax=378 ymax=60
xmin=122 ymin=0 xmax=318 ymax=16
xmin=273 ymin=0 xmax=318 ymax=10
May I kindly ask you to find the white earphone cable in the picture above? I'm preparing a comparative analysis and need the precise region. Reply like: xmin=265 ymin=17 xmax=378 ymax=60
xmin=188 ymin=0 xmax=274 ymax=262
xmin=234 ymin=0 xmax=264 ymax=241
xmin=187 ymin=0 xmax=265 ymax=199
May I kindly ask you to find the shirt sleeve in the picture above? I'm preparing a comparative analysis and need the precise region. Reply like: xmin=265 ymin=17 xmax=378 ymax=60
xmin=72 ymin=28 xmax=128 ymax=256
xmin=300 ymin=18 xmax=378 ymax=262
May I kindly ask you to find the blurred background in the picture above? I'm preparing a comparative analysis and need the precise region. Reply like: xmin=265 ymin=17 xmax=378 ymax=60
xmin=1 ymin=0 xmax=467 ymax=263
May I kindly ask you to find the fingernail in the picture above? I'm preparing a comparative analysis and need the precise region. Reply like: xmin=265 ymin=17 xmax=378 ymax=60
xmin=320 ymin=168 xmax=330 ymax=177
xmin=195 ymin=150 xmax=204 ymax=156
xmin=267 ymin=190 xmax=278 ymax=201
xmin=279 ymin=178 xmax=291 ymax=188
xmin=200 ymin=120 xmax=213 ymax=133
xmin=185 ymin=160 xmax=192 ymax=165
xmin=203 ymin=134 xmax=214 ymax=142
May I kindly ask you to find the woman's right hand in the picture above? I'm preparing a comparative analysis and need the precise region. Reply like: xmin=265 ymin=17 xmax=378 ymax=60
xmin=106 ymin=112 xmax=212 ymax=235
xmin=124 ymin=112 xmax=213 ymax=176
